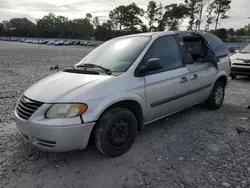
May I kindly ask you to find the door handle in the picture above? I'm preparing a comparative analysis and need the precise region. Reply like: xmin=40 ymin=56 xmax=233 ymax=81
xmin=179 ymin=77 xmax=188 ymax=83
xmin=191 ymin=74 xmax=198 ymax=80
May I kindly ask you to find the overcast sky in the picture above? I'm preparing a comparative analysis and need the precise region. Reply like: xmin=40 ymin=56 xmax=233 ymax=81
xmin=0 ymin=0 xmax=249 ymax=29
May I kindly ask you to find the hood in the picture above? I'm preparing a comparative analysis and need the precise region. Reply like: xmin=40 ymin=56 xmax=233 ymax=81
xmin=231 ymin=52 xmax=250 ymax=60
xmin=24 ymin=71 xmax=113 ymax=103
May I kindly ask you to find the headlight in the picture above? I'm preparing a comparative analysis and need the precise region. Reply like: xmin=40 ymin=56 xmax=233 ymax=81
xmin=46 ymin=103 xmax=88 ymax=118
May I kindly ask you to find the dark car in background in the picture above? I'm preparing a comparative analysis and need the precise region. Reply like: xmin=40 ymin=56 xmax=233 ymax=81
xmin=229 ymin=47 xmax=236 ymax=53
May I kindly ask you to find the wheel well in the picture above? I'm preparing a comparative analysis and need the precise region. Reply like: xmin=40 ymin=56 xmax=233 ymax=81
xmin=101 ymin=100 xmax=144 ymax=130
xmin=216 ymin=75 xmax=227 ymax=86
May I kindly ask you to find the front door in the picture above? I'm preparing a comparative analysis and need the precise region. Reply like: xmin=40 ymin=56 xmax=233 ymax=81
xmin=143 ymin=35 xmax=193 ymax=123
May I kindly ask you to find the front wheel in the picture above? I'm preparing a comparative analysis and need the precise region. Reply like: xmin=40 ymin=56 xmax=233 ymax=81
xmin=94 ymin=108 xmax=138 ymax=157
xmin=205 ymin=81 xmax=225 ymax=110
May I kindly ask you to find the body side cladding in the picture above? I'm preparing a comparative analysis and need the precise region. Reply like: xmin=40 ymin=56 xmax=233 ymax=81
xmin=151 ymin=83 xmax=212 ymax=107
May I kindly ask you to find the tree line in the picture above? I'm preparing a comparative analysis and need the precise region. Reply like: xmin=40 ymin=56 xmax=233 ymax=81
xmin=0 ymin=0 xmax=249 ymax=41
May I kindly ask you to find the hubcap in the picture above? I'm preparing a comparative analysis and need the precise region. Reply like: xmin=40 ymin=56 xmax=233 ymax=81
xmin=215 ymin=86 xmax=224 ymax=105
xmin=109 ymin=119 xmax=130 ymax=147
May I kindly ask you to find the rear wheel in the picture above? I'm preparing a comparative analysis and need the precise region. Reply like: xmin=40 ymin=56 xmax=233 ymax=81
xmin=94 ymin=108 xmax=138 ymax=157
xmin=230 ymin=73 xmax=237 ymax=80
xmin=205 ymin=81 xmax=225 ymax=110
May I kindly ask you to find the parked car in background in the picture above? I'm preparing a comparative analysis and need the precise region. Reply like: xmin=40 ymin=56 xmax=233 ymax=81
xmin=37 ymin=39 xmax=47 ymax=44
xmin=230 ymin=43 xmax=250 ymax=79
xmin=74 ymin=40 xmax=81 ymax=45
xmin=63 ymin=40 xmax=71 ymax=45
xmin=85 ymin=41 xmax=93 ymax=46
xmin=42 ymin=40 xmax=49 ymax=44
xmin=0 ymin=37 xmax=99 ymax=46
xmin=19 ymin=38 xmax=25 ymax=42
xmin=80 ymin=41 xmax=93 ymax=46
xmin=47 ymin=40 xmax=57 ymax=45
xmin=55 ymin=40 xmax=64 ymax=46
xmin=80 ymin=41 xmax=86 ymax=46
xmin=15 ymin=31 xmax=230 ymax=157
xmin=229 ymin=47 xmax=236 ymax=53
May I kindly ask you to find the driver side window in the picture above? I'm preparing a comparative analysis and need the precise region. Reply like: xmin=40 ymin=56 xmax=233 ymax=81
xmin=144 ymin=36 xmax=183 ymax=72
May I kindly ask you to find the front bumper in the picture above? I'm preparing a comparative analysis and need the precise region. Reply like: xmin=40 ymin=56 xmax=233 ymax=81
xmin=15 ymin=115 xmax=95 ymax=152
xmin=230 ymin=66 xmax=250 ymax=76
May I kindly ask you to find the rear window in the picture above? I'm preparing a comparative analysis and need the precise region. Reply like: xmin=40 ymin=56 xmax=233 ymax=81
xmin=203 ymin=32 xmax=229 ymax=57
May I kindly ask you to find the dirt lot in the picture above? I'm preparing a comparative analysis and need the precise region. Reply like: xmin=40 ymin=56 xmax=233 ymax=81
xmin=0 ymin=41 xmax=250 ymax=188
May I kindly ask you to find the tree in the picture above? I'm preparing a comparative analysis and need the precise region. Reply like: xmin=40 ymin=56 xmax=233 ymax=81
xmin=205 ymin=2 xmax=215 ymax=31
xmin=146 ymin=1 xmax=164 ymax=32
xmin=227 ymin=28 xmax=235 ymax=36
xmin=68 ymin=18 xmax=94 ymax=39
xmin=109 ymin=6 xmax=127 ymax=31
xmin=185 ymin=0 xmax=199 ymax=30
xmin=123 ymin=3 xmax=144 ymax=32
xmin=92 ymin=17 xmax=100 ymax=28
xmin=213 ymin=0 xmax=231 ymax=30
xmin=196 ymin=0 xmax=211 ymax=30
xmin=36 ymin=13 xmax=71 ymax=38
xmin=109 ymin=3 xmax=144 ymax=33
xmin=0 ymin=23 xmax=3 ymax=35
xmin=86 ymin=13 xmax=92 ymax=20
xmin=158 ymin=4 xmax=189 ymax=31
xmin=3 ymin=18 xmax=36 ymax=37
xmin=212 ymin=28 xmax=228 ymax=40
xmin=245 ymin=24 xmax=250 ymax=36
xmin=140 ymin=24 xmax=148 ymax=32
xmin=103 ymin=20 xmax=113 ymax=31
xmin=146 ymin=1 xmax=157 ymax=32
xmin=235 ymin=28 xmax=245 ymax=36
xmin=94 ymin=25 xmax=110 ymax=40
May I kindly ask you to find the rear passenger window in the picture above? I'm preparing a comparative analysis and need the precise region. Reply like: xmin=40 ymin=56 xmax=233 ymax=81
xmin=203 ymin=32 xmax=229 ymax=57
xmin=144 ymin=36 xmax=183 ymax=71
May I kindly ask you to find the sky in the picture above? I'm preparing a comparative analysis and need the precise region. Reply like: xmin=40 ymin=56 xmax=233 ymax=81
xmin=0 ymin=0 xmax=249 ymax=30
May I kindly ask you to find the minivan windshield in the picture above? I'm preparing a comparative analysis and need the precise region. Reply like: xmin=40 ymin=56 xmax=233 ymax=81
xmin=240 ymin=43 xmax=250 ymax=53
xmin=76 ymin=36 xmax=151 ymax=72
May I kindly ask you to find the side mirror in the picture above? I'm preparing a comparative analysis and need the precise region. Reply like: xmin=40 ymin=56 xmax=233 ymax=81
xmin=139 ymin=58 xmax=163 ymax=73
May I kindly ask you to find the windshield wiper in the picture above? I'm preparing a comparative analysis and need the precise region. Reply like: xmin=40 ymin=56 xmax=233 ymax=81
xmin=76 ymin=64 xmax=112 ymax=75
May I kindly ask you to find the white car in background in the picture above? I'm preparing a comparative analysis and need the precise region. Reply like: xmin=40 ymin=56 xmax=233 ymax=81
xmin=85 ymin=41 xmax=93 ymax=46
xmin=230 ymin=43 xmax=250 ymax=79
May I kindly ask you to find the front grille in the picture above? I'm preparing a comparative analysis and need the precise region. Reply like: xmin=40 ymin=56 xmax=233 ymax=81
xmin=16 ymin=95 xmax=44 ymax=120
xmin=234 ymin=63 xmax=250 ymax=67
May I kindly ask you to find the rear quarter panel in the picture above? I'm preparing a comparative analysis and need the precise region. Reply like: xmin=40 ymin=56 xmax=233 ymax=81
xmin=208 ymin=55 xmax=230 ymax=95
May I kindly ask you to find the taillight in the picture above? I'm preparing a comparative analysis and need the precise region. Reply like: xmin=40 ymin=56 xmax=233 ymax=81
xmin=229 ymin=58 xmax=232 ymax=68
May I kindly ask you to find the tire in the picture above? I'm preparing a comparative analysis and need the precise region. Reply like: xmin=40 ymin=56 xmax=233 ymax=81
xmin=230 ymin=73 xmax=237 ymax=80
xmin=205 ymin=81 xmax=225 ymax=110
xmin=94 ymin=107 xmax=138 ymax=157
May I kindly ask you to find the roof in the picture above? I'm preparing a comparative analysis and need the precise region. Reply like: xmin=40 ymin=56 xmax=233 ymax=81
xmin=115 ymin=31 xmax=176 ymax=39
xmin=116 ymin=31 xmax=213 ymax=39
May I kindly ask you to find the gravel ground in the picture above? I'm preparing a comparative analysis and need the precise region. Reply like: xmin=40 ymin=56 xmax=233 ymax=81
xmin=0 ymin=41 xmax=250 ymax=188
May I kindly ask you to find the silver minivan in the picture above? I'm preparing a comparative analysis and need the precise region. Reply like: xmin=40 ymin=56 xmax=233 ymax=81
xmin=15 ymin=31 xmax=230 ymax=157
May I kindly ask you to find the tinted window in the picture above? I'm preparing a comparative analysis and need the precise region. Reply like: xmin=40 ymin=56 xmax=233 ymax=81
xmin=76 ymin=36 xmax=151 ymax=72
xmin=203 ymin=32 xmax=229 ymax=57
xmin=144 ymin=36 xmax=183 ymax=71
